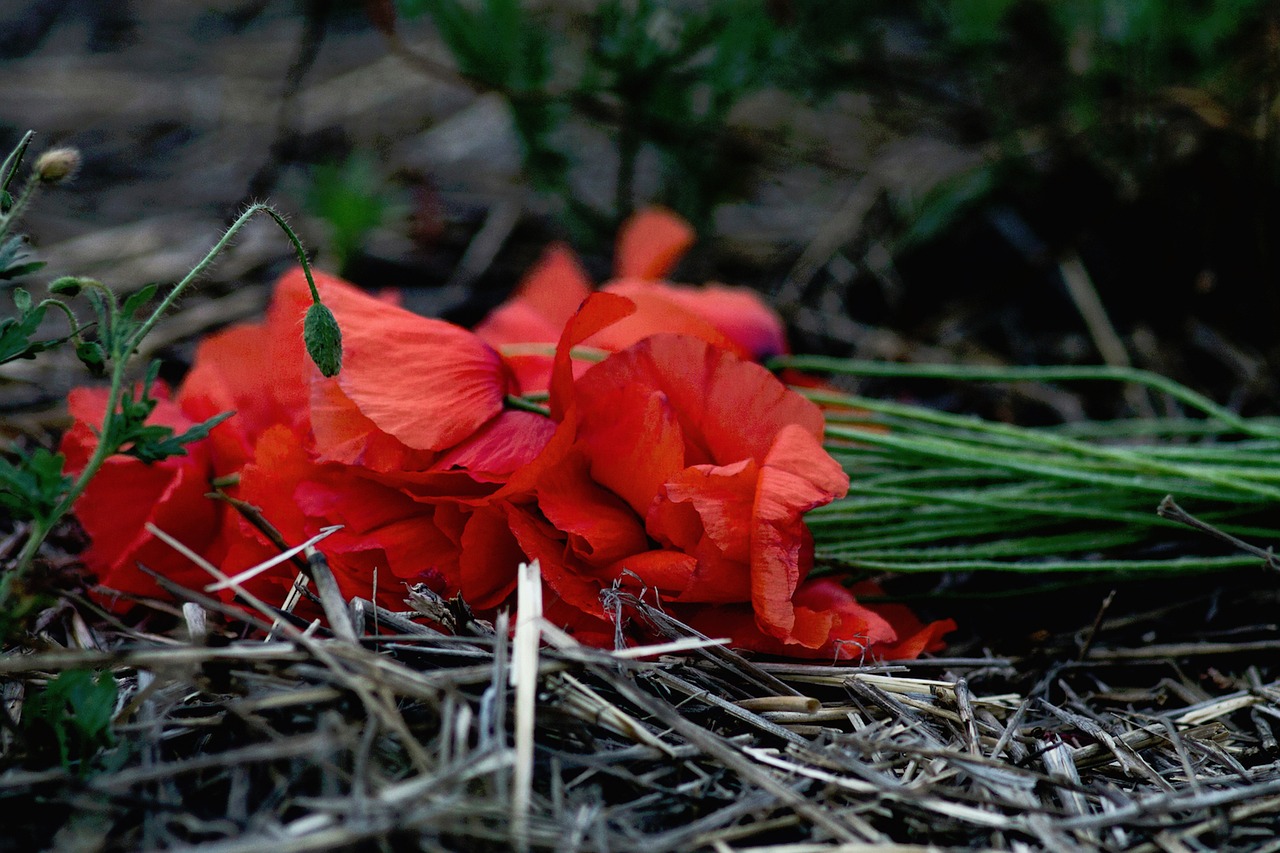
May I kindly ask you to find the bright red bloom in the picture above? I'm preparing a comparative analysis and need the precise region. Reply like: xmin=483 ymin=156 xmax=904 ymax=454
xmin=475 ymin=207 xmax=788 ymax=392
xmin=60 ymin=385 xmax=234 ymax=602
xmin=498 ymin=298 xmax=861 ymax=651
xmin=206 ymin=270 xmax=552 ymax=605
xmin=61 ymin=251 xmax=951 ymax=661
xmin=65 ymin=267 xmax=551 ymax=610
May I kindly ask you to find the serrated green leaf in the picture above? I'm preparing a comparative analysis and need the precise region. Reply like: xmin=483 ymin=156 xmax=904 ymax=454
xmin=124 ymin=410 xmax=233 ymax=463
xmin=0 ymin=446 xmax=70 ymax=523
xmin=20 ymin=668 xmax=118 ymax=776
xmin=0 ymin=302 xmax=72 ymax=365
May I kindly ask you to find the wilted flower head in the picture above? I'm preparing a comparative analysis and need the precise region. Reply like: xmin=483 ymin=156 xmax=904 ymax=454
xmin=34 ymin=147 xmax=81 ymax=184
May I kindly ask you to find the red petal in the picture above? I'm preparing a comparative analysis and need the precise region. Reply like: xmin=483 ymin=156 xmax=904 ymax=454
xmin=458 ymin=505 xmax=525 ymax=608
xmin=576 ymin=335 xmax=825 ymax=465
xmin=432 ymin=410 xmax=556 ymax=482
xmin=604 ymin=549 xmax=698 ymax=598
xmin=630 ymin=281 xmax=788 ymax=360
xmin=474 ymin=299 xmax=563 ymax=347
xmin=648 ymin=459 xmax=756 ymax=563
xmin=596 ymin=280 xmax=744 ymax=356
xmin=749 ymin=424 xmax=850 ymax=637
xmin=277 ymin=267 xmax=512 ymax=451
xmin=679 ymin=579 xmax=909 ymax=659
xmin=309 ymin=378 xmax=437 ymax=471
xmin=549 ymin=291 xmax=636 ymax=420
xmin=511 ymin=243 xmax=593 ymax=326
xmin=575 ymin=383 xmax=687 ymax=516
xmin=848 ymin=580 xmax=957 ymax=659
xmin=177 ymin=318 xmax=311 ymax=469
xmin=505 ymin=506 xmax=606 ymax=617
xmin=615 ymin=207 xmax=695 ymax=280
xmin=530 ymin=448 xmax=650 ymax=566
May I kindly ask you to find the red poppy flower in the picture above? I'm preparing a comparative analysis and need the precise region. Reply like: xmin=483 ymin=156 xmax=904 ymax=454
xmin=222 ymin=423 xmax=534 ymax=610
xmin=60 ymin=385 xmax=232 ymax=602
xmin=474 ymin=207 xmax=788 ymax=392
xmin=499 ymin=298 xmax=857 ymax=651
xmin=67 ymin=267 xmax=551 ymax=613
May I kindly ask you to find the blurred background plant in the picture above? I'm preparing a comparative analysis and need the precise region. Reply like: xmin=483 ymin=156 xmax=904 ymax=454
xmin=382 ymin=0 xmax=1276 ymax=239
xmin=4 ymin=0 xmax=1280 ymax=411
xmin=302 ymin=151 xmax=404 ymax=275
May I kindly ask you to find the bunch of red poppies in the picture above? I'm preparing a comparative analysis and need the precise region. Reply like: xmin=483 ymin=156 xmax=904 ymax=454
xmin=62 ymin=209 xmax=953 ymax=659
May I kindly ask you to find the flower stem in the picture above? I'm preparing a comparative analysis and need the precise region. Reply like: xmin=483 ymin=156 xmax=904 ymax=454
xmin=126 ymin=203 xmax=319 ymax=356
xmin=0 ymin=173 xmax=40 ymax=242
xmin=14 ymin=203 xmax=319 ymax=577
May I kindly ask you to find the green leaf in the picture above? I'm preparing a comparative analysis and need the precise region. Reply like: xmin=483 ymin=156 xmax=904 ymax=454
xmin=124 ymin=410 xmax=234 ymax=464
xmin=99 ymin=364 xmax=235 ymax=463
xmin=20 ymin=669 xmax=118 ymax=776
xmin=120 ymin=282 xmax=159 ymax=318
xmin=0 ymin=234 xmax=44 ymax=281
xmin=0 ymin=300 xmax=73 ymax=365
xmin=0 ymin=446 xmax=71 ymax=524
xmin=0 ymin=130 xmax=34 ymax=197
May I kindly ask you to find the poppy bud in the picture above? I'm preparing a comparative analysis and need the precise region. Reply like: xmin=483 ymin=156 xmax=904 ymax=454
xmin=34 ymin=147 xmax=81 ymax=184
xmin=304 ymin=301 xmax=343 ymax=377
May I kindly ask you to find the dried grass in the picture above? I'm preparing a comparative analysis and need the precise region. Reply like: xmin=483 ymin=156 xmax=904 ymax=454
xmin=3 ymin=557 xmax=1280 ymax=852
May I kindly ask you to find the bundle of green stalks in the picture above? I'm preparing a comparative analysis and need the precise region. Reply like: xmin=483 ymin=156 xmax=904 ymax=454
xmin=770 ymin=357 xmax=1280 ymax=580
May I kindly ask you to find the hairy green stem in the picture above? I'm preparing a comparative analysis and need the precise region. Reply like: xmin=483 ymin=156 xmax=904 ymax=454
xmin=36 ymin=298 xmax=87 ymax=343
xmin=0 ymin=174 xmax=40 ymax=242
xmin=13 ymin=361 xmax=127 ymax=575
xmin=127 ymin=203 xmax=319 ymax=356
xmin=14 ymin=203 xmax=319 ymax=577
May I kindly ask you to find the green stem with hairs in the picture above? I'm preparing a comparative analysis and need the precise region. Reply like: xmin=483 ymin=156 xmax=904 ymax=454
xmin=13 ymin=204 xmax=325 ymax=579
xmin=126 ymin=204 xmax=321 ymax=356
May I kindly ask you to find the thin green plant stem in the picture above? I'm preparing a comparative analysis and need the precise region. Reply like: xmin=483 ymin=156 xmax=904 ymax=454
xmin=840 ymin=554 xmax=1263 ymax=574
xmin=0 ymin=173 xmax=40 ymax=242
xmin=815 ymin=516 xmax=1060 ymax=553
xmin=774 ymin=356 xmax=1280 ymax=440
xmin=824 ymin=426 xmax=1280 ymax=502
xmin=822 ymin=397 xmax=1280 ymax=498
xmin=13 ymin=204 xmax=324 ymax=579
xmin=824 ymin=527 xmax=1148 ymax=561
xmin=1049 ymin=417 xmax=1280 ymax=439
xmin=126 ymin=204 xmax=319 ymax=355
xmin=11 ymin=358 xmax=127 ymax=575
xmin=824 ymin=483 xmax=1210 ymax=527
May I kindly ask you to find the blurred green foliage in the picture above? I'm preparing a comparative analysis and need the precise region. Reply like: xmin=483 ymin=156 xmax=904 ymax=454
xmin=304 ymin=153 xmax=401 ymax=274
xmin=390 ymin=0 xmax=1275 ymax=247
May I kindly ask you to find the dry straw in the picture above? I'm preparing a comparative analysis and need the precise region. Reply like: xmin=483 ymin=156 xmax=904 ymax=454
xmin=3 ymin=555 xmax=1279 ymax=851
